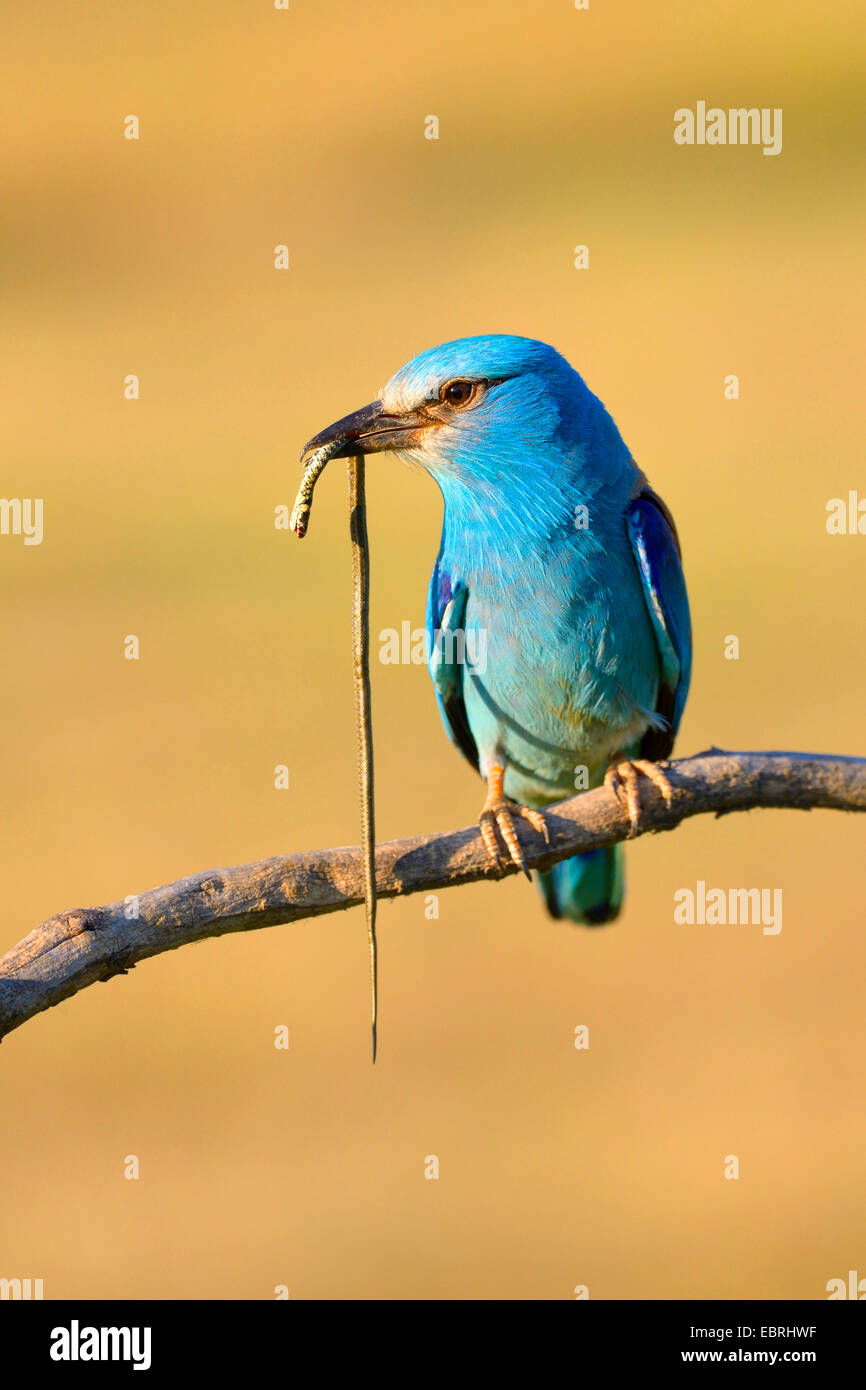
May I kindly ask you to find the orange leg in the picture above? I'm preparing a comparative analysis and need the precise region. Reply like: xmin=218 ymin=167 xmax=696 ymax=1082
xmin=479 ymin=764 xmax=550 ymax=876
xmin=604 ymin=756 xmax=674 ymax=836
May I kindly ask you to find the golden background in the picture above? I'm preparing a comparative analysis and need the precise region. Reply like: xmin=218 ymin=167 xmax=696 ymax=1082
xmin=1 ymin=0 xmax=864 ymax=1299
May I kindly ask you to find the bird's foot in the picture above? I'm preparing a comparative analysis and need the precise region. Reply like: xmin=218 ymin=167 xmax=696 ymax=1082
xmin=604 ymin=757 xmax=673 ymax=836
xmin=479 ymin=764 xmax=549 ymax=877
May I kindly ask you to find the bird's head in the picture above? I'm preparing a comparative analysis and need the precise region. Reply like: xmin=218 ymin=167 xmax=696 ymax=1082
xmin=299 ymin=335 xmax=594 ymax=487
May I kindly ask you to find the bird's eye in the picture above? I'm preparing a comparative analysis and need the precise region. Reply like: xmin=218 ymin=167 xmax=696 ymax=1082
xmin=440 ymin=379 xmax=479 ymax=410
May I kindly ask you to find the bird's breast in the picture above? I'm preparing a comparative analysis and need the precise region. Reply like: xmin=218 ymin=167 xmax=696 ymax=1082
xmin=455 ymin=554 xmax=660 ymax=799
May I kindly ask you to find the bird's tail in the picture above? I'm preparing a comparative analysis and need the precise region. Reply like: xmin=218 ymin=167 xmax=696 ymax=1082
xmin=535 ymin=846 xmax=624 ymax=925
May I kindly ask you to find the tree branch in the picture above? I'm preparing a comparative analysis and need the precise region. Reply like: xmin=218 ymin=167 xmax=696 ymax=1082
xmin=1 ymin=750 xmax=864 ymax=1042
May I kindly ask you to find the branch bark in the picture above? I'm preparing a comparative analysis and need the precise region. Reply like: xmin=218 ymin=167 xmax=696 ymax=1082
xmin=1 ymin=750 xmax=864 ymax=1042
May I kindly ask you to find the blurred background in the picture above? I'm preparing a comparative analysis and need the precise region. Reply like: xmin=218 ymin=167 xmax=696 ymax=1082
xmin=1 ymin=0 xmax=864 ymax=1299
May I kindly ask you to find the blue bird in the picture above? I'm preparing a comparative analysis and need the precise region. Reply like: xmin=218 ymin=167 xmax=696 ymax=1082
xmin=301 ymin=335 xmax=691 ymax=924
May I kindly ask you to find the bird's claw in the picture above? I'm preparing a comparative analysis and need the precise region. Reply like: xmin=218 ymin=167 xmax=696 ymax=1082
xmin=604 ymin=757 xmax=673 ymax=836
xmin=479 ymin=798 xmax=549 ymax=877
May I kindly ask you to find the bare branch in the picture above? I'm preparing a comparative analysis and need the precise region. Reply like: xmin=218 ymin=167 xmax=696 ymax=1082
xmin=1 ymin=750 xmax=864 ymax=1042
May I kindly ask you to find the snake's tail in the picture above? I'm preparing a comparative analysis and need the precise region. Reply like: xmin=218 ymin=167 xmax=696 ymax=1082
xmin=348 ymin=455 xmax=378 ymax=1063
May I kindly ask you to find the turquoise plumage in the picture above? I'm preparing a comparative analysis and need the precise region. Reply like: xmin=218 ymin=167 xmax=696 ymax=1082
xmin=301 ymin=334 xmax=692 ymax=924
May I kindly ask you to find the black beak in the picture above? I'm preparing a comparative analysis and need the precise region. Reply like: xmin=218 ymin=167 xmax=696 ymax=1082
xmin=299 ymin=400 xmax=428 ymax=465
xmin=292 ymin=399 xmax=431 ymax=537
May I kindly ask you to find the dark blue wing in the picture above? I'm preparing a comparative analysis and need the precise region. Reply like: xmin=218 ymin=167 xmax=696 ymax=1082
xmin=626 ymin=488 xmax=692 ymax=759
xmin=425 ymin=548 xmax=479 ymax=772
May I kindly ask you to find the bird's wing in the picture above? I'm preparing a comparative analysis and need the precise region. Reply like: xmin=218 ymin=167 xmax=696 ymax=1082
xmin=626 ymin=487 xmax=692 ymax=759
xmin=425 ymin=552 xmax=480 ymax=772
